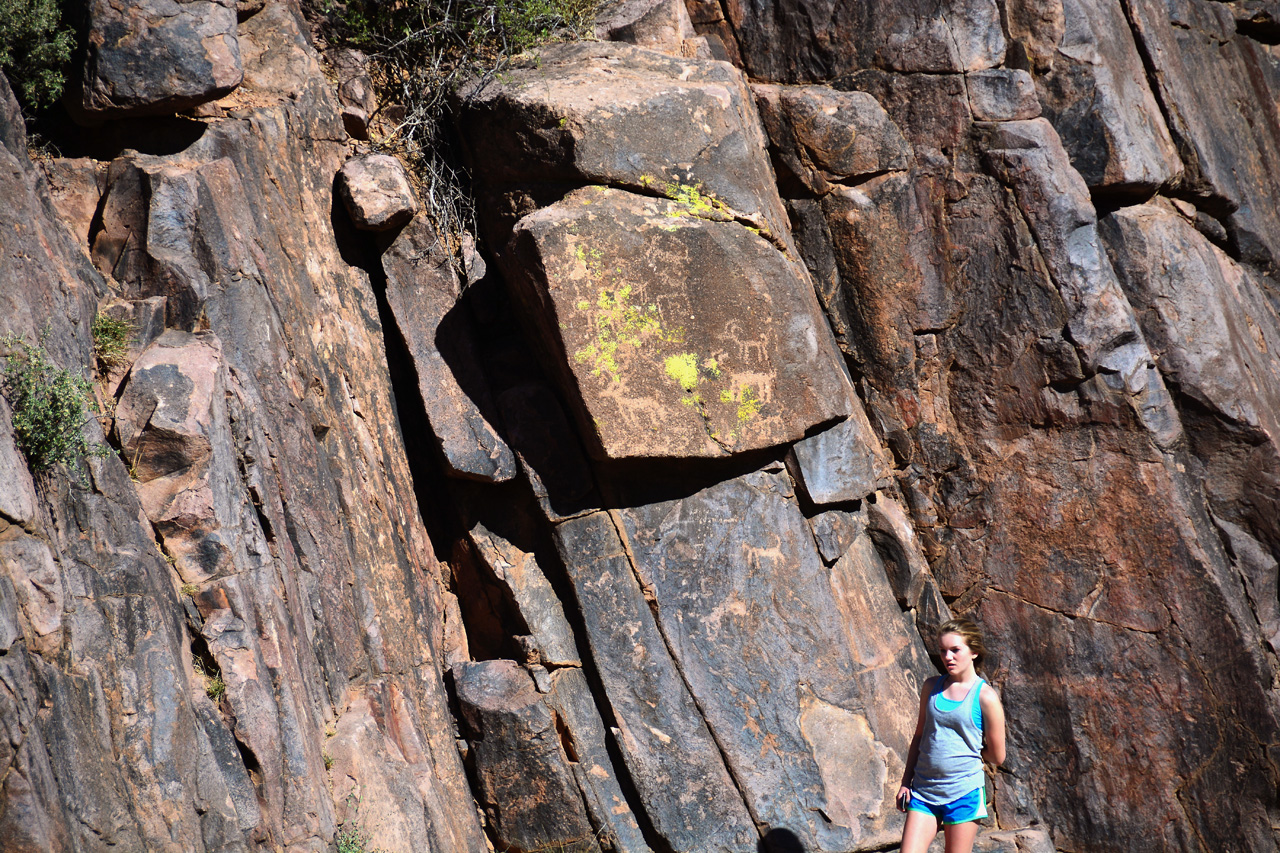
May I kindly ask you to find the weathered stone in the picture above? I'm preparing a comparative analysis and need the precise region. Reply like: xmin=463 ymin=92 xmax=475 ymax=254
xmin=820 ymin=173 xmax=952 ymax=383
xmin=983 ymin=118 xmax=1181 ymax=446
xmin=787 ymin=408 xmax=892 ymax=505
xmin=0 ymin=11 xmax=490 ymax=852
xmin=753 ymin=84 xmax=912 ymax=194
xmin=115 ymin=330 xmax=238 ymax=583
xmin=808 ymin=508 xmax=865 ymax=563
xmin=381 ymin=218 xmax=517 ymax=482
xmin=554 ymin=511 xmax=758 ymax=853
xmin=466 ymin=522 xmax=579 ymax=665
xmin=328 ymin=682 xmax=484 ymax=853
xmin=595 ymin=0 xmax=708 ymax=57
xmin=77 ymin=0 xmax=243 ymax=118
xmin=723 ymin=0 xmax=1005 ymax=81
xmin=0 ymin=532 xmax=62 ymax=657
xmin=965 ymin=69 xmax=1040 ymax=122
xmin=458 ymin=41 xmax=791 ymax=244
xmin=336 ymin=154 xmax=418 ymax=231
xmin=505 ymin=186 xmax=853 ymax=460
xmin=543 ymin=668 xmax=651 ymax=853
xmin=835 ymin=70 xmax=972 ymax=156
xmin=613 ymin=466 xmax=933 ymax=851
xmin=0 ymin=396 xmax=38 ymax=527
xmin=1005 ymin=0 xmax=1181 ymax=191
xmin=1126 ymin=0 xmax=1280 ymax=273
xmin=1102 ymin=201 xmax=1280 ymax=562
xmin=454 ymin=660 xmax=600 ymax=853
xmin=96 ymin=296 xmax=169 ymax=397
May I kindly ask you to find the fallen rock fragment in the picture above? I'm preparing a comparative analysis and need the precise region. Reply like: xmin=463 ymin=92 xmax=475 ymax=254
xmin=336 ymin=154 xmax=417 ymax=231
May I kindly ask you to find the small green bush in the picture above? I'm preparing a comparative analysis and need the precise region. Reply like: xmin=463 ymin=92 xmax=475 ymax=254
xmin=0 ymin=0 xmax=74 ymax=112
xmin=1 ymin=332 xmax=107 ymax=473
xmin=91 ymin=312 xmax=133 ymax=369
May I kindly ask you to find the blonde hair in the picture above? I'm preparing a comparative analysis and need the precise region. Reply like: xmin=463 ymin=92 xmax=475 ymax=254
xmin=937 ymin=618 xmax=987 ymax=672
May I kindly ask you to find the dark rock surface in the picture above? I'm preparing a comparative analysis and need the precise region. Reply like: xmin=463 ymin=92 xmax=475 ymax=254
xmin=3 ymin=0 xmax=1280 ymax=851
xmin=77 ymin=0 xmax=244 ymax=118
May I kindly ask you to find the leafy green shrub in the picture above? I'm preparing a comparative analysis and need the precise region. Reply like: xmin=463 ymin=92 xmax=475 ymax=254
xmin=91 ymin=312 xmax=133 ymax=369
xmin=1 ymin=332 xmax=107 ymax=473
xmin=0 ymin=0 xmax=74 ymax=112
xmin=307 ymin=0 xmax=597 ymax=239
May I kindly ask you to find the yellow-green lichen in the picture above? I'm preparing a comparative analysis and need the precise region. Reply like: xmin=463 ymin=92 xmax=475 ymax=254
xmin=664 ymin=353 xmax=700 ymax=392
xmin=736 ymin=385 xmax=761 ymax=423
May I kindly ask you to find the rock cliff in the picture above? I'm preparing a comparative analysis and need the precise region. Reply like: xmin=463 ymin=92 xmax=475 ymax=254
xmin=0 ymin=1 xmax=1277 ymax=852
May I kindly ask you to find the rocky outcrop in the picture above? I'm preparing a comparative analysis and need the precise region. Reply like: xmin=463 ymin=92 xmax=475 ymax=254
xmin=2 ymin=0 xmax=1280 ymax=851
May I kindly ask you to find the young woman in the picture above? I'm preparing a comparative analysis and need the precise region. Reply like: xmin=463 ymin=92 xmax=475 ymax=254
xmin=896 ymin=618 xmax=1007 ymax=853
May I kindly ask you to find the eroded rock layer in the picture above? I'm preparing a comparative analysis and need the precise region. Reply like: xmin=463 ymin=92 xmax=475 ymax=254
xmin=1 ymin=0 xmax=1278 ymax=852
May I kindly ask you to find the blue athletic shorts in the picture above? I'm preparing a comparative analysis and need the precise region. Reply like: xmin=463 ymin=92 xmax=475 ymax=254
xmin=907 ymin=786 xmax=987 ymax=825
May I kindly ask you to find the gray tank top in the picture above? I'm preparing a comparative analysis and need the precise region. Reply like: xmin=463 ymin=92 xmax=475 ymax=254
xmin=911 ymin=677 xmax=986 ymax=804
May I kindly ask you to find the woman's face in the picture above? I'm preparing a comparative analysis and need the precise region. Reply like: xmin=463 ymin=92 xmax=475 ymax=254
xmin=938 ymin=632 xmax=977 ymax=677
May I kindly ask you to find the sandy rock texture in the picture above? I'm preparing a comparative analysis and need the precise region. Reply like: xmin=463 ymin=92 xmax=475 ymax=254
xmin=1 ymin=0 xmax=1279 ymax=851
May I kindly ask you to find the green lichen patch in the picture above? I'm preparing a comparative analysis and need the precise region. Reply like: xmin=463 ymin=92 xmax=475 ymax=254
xmin=664 ymin=353 xmax=700 ymax=392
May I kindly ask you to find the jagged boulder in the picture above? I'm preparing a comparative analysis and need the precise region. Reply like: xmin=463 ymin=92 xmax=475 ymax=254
xmin=77 ymin=0 xmax=243 ymax=117
xmin=503 ymin=186 xmax=853 ymax=460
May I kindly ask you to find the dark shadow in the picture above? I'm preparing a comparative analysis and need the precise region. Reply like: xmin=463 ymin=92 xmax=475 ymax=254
xmin=29 ymin=104 xmax=208 ymax=160
xmin=759 ymin=827 xmax=807 ymax=853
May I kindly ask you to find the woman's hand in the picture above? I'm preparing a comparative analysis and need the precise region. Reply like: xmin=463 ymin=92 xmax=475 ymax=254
xmin=896 ymin=786 xmax=911 ymax=812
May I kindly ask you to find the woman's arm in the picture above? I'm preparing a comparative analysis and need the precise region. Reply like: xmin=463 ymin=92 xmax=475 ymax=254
xmin=980 ymin=683 xmax=1006 ymax=766
xmin=897 ymin=677 xmax=934 ymax=810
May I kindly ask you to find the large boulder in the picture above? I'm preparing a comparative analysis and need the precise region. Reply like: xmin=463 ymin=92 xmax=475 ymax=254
xmin=77 ymin=0 xmax=243 ymax=118
xmin=457 ymin=41 xmax=791 ymax=245
xmin=503 ymin=186 xmax=854 ymax=460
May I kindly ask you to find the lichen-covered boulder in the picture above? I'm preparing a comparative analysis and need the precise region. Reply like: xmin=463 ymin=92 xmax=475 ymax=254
xmin=77 ymin=0 xmax=243 ymax=118
xmin=504 ymin=186 xmax=854 ymax=460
